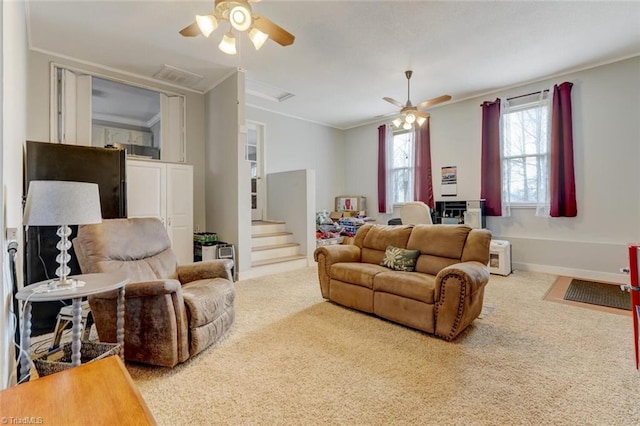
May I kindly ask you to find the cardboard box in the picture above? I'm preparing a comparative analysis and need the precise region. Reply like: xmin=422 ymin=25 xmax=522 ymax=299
xmin=329 ymin=211 xmax=343 ymax=221
xmin=335 ymin=195 xmax=366 ymax=212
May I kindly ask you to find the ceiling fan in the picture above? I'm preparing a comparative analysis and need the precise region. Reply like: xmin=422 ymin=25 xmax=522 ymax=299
xmin=383 ymin=70 xmax=451 ymax=129
xmin=179 ymin=0 xmax=295 ymax=55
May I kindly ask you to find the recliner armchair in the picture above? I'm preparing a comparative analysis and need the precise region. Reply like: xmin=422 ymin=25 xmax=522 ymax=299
xmin=400 ymin=201 xmax=433 ymax=225
xmin=73 ymin=217 xmax=235 ymax=367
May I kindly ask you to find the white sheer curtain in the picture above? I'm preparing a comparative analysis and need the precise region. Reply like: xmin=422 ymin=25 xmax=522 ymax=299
xmin=383 ymin=124 xmax=395 ymax=214
xmin=534 ymin=87 xmax=553 ymax=217
xmin=499 ymin=98 xmax=511 ymax=217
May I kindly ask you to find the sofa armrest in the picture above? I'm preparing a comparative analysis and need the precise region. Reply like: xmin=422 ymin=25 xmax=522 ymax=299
xmin=313 ymin=245 xmax=361 ymax=298
xmin=433 ymin=261 xmax=490 ymax=341
xmin=177 ymin=259 xmax=234 ymax=283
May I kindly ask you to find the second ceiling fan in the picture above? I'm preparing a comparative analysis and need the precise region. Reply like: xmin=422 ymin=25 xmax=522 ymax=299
xmin=179 ymin=0 xmax=295 ymax=55
xmin=383 ymin=70 xmax=451 ymax=129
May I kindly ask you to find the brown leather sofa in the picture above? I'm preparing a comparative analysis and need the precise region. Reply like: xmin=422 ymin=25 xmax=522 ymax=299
xmin=314 ymin=224 xmax=491 ymax=340
xmin=73 ymin=217 xmax=235 ymax=367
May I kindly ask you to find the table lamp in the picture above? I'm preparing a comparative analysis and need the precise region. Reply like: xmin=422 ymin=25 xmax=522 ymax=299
xmin=23 ymin=180 xmax=102 ymax=289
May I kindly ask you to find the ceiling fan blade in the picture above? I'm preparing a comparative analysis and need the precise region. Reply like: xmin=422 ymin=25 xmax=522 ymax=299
xmin=416 ymin=111 xmax=430 ymax=118
xmin=253 ymin=14 xmax=295 ymax=46
xmin=375 ymin=111 xmax=399 ymax=119
xmin=179 ymin=21 xmax=200 ymax=37
xmin=383 ymin=97 xmax=404 ymax=108
xmin=416 ymin=95 xmax=452 ymax=110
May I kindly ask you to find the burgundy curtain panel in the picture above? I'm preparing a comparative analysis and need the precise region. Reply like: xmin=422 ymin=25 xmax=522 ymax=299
xmin=377 ymin=125 xmax=387 ymax=213
xmin=549 ymin=82 xmax=577 ymax=217
xmin=480 ymin=99 xmax=502 ymax=216
xmin=414 ymin=117 xmax=434 ymax=209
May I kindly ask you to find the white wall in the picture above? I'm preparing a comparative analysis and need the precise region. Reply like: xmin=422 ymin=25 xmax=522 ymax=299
xmin=344 ymin=57 xmax=640 ymax=282
xmin=25 ymin=50 xmax=208 ymax=232
xmin=205 ymin=71 xmax=252 ymax=275
xmin=266 ymin=169 xmax=316 ymax=260
xmin=1 ymin=1 xmax=27 ymax=389
xmin=246 ymin=106 xmax=346 ymax=214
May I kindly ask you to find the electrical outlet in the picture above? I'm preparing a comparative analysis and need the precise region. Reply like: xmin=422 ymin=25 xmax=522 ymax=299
xmin=6 ymin=227 xmax=18 ymax=241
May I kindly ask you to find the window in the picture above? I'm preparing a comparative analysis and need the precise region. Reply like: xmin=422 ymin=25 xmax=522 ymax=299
xmin=388 ymin=130 xmax=415 ymax=204
xmin=501 ymin=96 xmax=550 ymax=206
xmin=52 ymin=64 xmax=186 ymax=163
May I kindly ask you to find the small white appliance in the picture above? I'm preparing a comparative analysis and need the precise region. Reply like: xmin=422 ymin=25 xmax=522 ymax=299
xmin=200 ymin=245 xmax=217 ymax=261
xmin=463 ymin=210 xmax=482 ymax=229
xmin=488 ymin=240 xmax=512 ymax=276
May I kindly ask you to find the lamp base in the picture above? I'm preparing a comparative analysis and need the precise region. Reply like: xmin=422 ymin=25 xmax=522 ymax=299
xmin=47 ymin=278 xmax=86 ymax=290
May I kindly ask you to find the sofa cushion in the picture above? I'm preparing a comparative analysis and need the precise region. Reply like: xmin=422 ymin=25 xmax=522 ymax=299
xmin=407 ymin=225 xmax=472 ymax=276
xmin=360 ymin=225 xmax=413 ymax=251
xmin=330 ymin=262 xmax=388 ymax=289
xmin=373 ymin=271 xmax=436 ymax=304
xmin=406 ymin=224 xmax=471 ymax=258
xmin=380 ymin=246 xmax=421 ymax=272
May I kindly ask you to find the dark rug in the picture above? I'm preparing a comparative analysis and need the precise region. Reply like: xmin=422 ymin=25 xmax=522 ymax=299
xmin=564 ymin=279 xmax=631 ymax=310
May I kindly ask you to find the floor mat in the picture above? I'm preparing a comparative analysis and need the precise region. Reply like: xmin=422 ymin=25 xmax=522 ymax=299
xmin=564 ymin=279 xmax=631 ymax=310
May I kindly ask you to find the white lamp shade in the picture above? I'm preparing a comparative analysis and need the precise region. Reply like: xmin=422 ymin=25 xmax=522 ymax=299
xmin=196 ymin=14 xmax=218 ymax=37
xmin=218 ymin=32 xmax=237 ymax=55
xmin=23 ymin=181 xmax=102 ymax=226
xmin=249 ymin=27 xmax=269 ymax=50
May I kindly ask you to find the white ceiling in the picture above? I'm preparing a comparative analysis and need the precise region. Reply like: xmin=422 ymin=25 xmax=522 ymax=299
xmin=27 ymin=1 xmax=640 ymax=130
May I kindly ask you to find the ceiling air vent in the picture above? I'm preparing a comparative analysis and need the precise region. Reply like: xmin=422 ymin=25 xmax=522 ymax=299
xmin=246 ymin=79 xmax=295 ymax=103
xmin=153 ymin=65 xmax=203 ymax=88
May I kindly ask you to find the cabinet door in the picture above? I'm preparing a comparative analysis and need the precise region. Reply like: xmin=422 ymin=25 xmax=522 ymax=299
xmin=126 ymin=160 xmax=167 ymax=222
xmin=166 ymin=164 xmax=194 ymax=265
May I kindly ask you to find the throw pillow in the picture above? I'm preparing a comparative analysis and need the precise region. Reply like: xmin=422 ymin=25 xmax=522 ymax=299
xmin=380 ymin=245 xmax=421 ymax=272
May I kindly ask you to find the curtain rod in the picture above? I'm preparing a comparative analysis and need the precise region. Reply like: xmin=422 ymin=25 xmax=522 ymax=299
xmin=507 ymin=89 xmax=549 ymax=101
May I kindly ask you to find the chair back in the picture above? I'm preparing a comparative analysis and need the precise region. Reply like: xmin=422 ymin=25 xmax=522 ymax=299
xmin=400 ymin=202 xmax=433 ymax=225
xmin=74 ymin=217 xmax=178 ymax=281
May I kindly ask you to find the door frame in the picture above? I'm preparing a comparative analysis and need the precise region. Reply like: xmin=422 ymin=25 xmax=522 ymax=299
xmin=246 ymin=120 xmax=266 ymax=221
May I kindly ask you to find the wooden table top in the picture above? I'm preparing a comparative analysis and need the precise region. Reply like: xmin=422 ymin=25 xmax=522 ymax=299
xmin=0 ymin=356 xmax=156 ymax=425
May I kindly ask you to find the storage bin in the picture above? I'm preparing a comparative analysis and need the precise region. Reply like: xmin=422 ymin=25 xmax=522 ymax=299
xmin=33 ymin=342 xmax=121 ymax=377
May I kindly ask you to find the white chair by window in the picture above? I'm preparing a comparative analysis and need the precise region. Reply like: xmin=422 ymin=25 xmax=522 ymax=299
xmin=400 ymin=202 xmax=433 ymax=225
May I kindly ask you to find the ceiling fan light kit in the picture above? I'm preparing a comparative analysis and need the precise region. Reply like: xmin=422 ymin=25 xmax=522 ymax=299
xmin=248 ymin=27 xmax=269 ymax=50
xmin=384 ymin=70 xmax=451 ymax=129
xmin=180 ymin=0 xmax=295 ymax=55
xmin=219 ymin=31 xmax=237 ymax=55
xmin=196 ymin=14 xmax=218 ymax=37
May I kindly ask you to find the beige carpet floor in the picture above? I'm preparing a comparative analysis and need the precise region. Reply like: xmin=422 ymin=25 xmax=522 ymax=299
xmin=125 ymin=267 xmax=640 ymax=426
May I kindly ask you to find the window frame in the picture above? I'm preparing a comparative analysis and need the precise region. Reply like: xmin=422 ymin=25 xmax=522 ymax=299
xmin=500 ymin=96 xmax=550 ymax=208
xmin=388 ymin=128 xmax=415 ymax=207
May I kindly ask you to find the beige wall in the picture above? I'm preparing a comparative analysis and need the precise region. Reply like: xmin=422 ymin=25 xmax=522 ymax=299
xmin=205 ymin=71 xmax=253 ymax=275
xmin=343 ymin=57 xmax=640 ymax=282
xmin=25 ymin=50 xmax=207 ymax=232
xmin=1 ymin=0 xmax=28 ymax=389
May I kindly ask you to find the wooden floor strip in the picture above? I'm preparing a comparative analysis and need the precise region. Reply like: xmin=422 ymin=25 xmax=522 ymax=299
xmin=543 ymin=276 xmax=631 ymax=317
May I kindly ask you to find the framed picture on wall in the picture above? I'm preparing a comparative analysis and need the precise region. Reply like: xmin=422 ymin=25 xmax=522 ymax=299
xmin=441 ymin=166 xmax=457 ymax=196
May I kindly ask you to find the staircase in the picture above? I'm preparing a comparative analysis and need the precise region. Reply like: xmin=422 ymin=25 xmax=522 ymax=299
xmin=250 ymin=220 xmax=308 ymax=277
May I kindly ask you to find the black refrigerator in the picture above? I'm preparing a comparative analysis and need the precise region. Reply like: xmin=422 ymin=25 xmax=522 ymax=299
xmin=24 ymin=141 xmax=127 ymax=335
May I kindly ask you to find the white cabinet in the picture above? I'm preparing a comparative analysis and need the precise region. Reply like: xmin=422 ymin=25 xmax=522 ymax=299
xmin=127 ymin=159 xmax=194 ymax=264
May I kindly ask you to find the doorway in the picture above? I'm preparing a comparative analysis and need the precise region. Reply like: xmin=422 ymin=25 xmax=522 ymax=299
xmin=246 ymin=121 xmax=265 ymax=221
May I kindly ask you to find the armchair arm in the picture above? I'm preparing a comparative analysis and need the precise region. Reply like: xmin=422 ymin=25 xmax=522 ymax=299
xmin=89 ymin=279 xmax=182 ymax=300
xmin=313 ymin=245 xmax=361 ymax=298
xmin=433 ymin=261 xmax=490 ymax=341
xmin=177 ymin=259 xmax=234 ymax=284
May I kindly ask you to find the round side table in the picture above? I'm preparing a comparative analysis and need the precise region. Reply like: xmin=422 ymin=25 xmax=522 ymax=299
xmin=15 ymin=272 xmax=129 ymax=382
